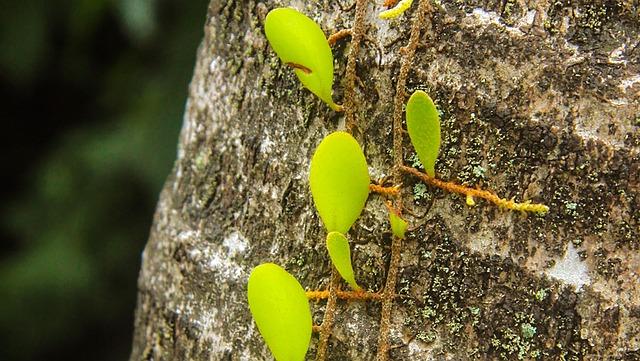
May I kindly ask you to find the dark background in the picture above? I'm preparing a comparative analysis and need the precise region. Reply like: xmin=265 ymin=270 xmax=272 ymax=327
xmin=0 ymin=0 xmax=208 ymax=360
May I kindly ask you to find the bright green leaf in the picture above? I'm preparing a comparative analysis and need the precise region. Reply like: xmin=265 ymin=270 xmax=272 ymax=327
xmin=388 ymin=211 xmax=408 ymax=239
xmin=326 ymin=232 xmax=360 ymax=290
xmin=309 ymin=131 xmax=370 ymax=234
xmin=264 ymin=7 xmax=341 ymax=111
xmin=247 ymin=263 xmax=312 ymax=361
xmin=406 ymin=90 xmax=441 ymax=177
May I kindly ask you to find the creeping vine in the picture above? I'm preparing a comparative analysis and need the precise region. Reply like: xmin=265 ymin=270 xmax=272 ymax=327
xmin=377 ymin=1 xmax=431 ymax=359
xmin=247 ymin=2 xmax=550 ymax=361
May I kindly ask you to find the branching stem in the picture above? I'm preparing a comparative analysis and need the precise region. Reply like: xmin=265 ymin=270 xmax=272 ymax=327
xmin=315 ymin=269 xmax=341 ymax=361
xmin=377 ymin=1 xmax=431 ymax=360
xmin=344 ymin=0 xmax=369 ymax=134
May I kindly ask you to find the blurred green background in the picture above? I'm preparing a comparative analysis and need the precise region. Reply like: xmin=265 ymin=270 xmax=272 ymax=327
xmin=0 ymin=0 xmax=208 ymax=360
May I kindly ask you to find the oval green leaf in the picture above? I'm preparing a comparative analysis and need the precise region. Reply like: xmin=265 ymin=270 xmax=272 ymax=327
xmin=309 ymin=131 xmax=370 ymax=234
xmin=326 ymin=232 xmax=360 ymax=290
xmin=406 ymin=90 xmax=441 ymax=177
xmin=389 ymin=211 xmax=408 ymax=239
xmin=247 ymin=263 xmax=312 ymax=361
xmin=264 ymin=8 xmax=340 ymax=111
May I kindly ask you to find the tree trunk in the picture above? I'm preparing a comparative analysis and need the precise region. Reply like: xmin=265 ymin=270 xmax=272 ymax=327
xmin=130 ymin=1 xmax=639 ymax=360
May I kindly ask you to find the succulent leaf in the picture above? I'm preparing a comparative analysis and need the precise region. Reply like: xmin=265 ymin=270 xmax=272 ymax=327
xmin=406 ymin=90 xmax=441 ymax=177
xmin=247 ymin=263 xmax=312 ymax=361
xmin=309 ymin=131 xmax=370 ymax=234
xmin=389 ymin=211 xmax=408 ymax=239
xmin=326 ymin=232 xmax=360 ymax=290
xmin=264 ymin=8 xmax=340 ymax=110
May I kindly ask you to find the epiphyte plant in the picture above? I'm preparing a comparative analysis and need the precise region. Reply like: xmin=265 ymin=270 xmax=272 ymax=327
xmin=402 ymin=90 xmax=549 ymax=214
xmin=250 ymin=2 xmax=550 ymax=359
xmin=264 ymin=8 xmax=342 ymax=111
xmin=247 ymin=263 xmax=312 ymax=361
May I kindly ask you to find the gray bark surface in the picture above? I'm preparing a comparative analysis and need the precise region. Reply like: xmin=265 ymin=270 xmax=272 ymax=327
xmin=130 ymin=1 xmax=639 ymax=360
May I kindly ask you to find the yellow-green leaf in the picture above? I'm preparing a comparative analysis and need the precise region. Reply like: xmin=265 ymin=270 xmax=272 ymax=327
xmin=247 ymin=263 xmax=312 ymax=361
xmin=264 ymin=8 xmax=340 ymax=111
xmin=326 ymin=232 xmax=360 ymax=290
xmin=389 ymin=211 xmax=408 ymax=239
xmin=406 ymin=90 xmax=441 ymax=177
xmin=309 ymin=131 xmax=370 ymax=234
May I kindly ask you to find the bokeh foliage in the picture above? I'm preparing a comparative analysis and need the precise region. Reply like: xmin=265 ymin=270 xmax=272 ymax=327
xmin=0 ymin=0 xmax=208 ymax=360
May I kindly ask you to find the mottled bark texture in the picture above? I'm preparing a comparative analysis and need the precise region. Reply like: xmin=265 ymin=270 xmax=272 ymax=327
xmin=130 ymin=1 xmax=639 ymax=360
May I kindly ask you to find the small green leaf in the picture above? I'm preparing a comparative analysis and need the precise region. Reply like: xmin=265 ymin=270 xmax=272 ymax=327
xmin=309 ymin=131 xmax=370 ymax=234
xmin=406 ymin=90 xmax=441 ymax=177
xmin=264 ymin=8 xmax=340 ymax=111
xmin=247 ymin=263 xmax=312 ymax=361
xmin=389 ymin=211 xmax=408 ymax=239
xmin=326 ymin=232 xmax=360 ymax=290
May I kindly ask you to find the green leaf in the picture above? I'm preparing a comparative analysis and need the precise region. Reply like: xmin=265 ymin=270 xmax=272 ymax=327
xmin=309 ymin=131 xmax=370 ymax=234
xmin=406 ymin=90 xmax=441 ymax=177
xmin=264 ymin=7 xmax=341 ymax=111
xmin=388 ymin=210 xmax=408 ymax=239
xmin=247 ymin=263 xmax=312 ymax=361
xmin=326 ymin=232 xmax=360 ymax=290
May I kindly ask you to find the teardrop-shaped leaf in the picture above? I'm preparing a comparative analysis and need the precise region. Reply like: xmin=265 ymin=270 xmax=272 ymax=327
xmin=406 ymin=90 xmax=441 ymax=177
xmin=247 ymin=263 xmax=312 ymax=361
xmin=309 ymin=131 xmax=370 ymax=234
xmin=326 ymin=232 xmax=360 ymax=290
xmin=389 ymin=211 xmax=408 ymax=239
xmin=264 ymin=8 xmax=340 ymax=111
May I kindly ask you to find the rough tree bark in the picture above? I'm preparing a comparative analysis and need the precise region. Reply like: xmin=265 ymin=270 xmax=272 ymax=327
xmin=130 ymin=0 xmax=639 ymax=360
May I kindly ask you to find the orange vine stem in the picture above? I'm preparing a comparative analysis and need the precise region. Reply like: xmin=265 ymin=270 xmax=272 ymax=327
xmin=315 ymin=269 xmax=341 ymax=361
xmin=328 ymin=29 xmax=352 ymax=46
xmin=383 ymin=0 xmax=401 ymax=7
xmin=400 ymin=165 xmax=550 ymax=214
xmin=369 ymin=184 xmax=401 ymax=196
xmin=307 ymin=289 xmax=384 ymax=301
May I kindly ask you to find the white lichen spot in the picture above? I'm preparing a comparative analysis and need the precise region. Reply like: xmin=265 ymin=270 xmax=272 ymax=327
xmin=471 ymin=8 xmax=498 ymax=23
xmin=467 ymin=8 xmax=525 ymax=36
xmin=516 ymin=9 xmax=537 ymax=29
xmin=205 ymin=252 xmax=246 ymax=281
xmin=260 ymin=135 xmax=275 ymax=154
xmin=209 ymin=57 xmax=219 ymax=73
xmin=178 ymin=229 xmax=200 ymax=242
xmin=184 ymin=229 xmax=249 ymax=282
xmin=608 ymin=44 xmax=627 ymax=65
xmin=223 ymin=231 xmax=249 ymax=257
xmin=546 ymin=243 xmax=591 ymax=289
xmin=344 ymin=311 xmax=361 ymax=336
xmin=367 ymin=166 xmax=386 ymax=183
xmin=407 ymin=339 xmax=425 ymax=356
xmin=269 ymin=241 xmax=280 ymax=257
xmin=620 ymin=74 xmax=640 ymax=92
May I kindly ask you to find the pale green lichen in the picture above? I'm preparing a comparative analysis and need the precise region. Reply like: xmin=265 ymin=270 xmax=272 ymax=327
xmin=520 ymin=322 xmax=536 ymax=339
xmin=534 ymin=288 xmax=548 ymax=302
xmin=413 ymin=183 xmax=428 ymax=200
